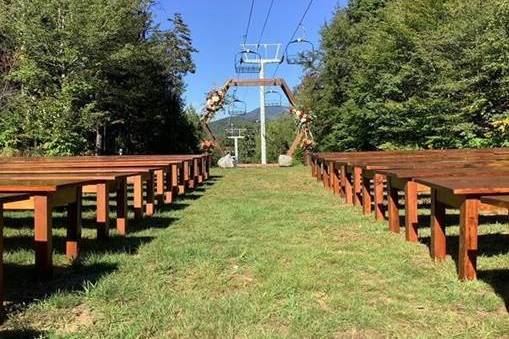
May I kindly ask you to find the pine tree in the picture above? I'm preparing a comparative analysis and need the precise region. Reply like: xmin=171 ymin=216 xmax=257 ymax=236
xmin=0 ymin=0 xmax=200 ymax=155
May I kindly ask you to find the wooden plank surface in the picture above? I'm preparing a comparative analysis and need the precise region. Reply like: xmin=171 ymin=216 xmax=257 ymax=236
xmin=0 ymin=179 xmax=96 ymax=192
xmin=378 ymin=168 xmax=509 ymax=179
xmin=414 ymin=176 xmax=509 ymax=195
xmin=0 ymin=172 xmax=138 ymax=180
xmin=0 ymin=166 xmax=161 ymax=173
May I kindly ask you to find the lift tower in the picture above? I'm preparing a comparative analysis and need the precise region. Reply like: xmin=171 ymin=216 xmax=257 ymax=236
xmin=235 ymin=44 xmax=283 ymax=165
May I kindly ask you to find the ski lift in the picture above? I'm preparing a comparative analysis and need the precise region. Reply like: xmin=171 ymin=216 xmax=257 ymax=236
xmin=265 ymin=90 xmax=282 ymax=107
xmin=228 ymin=98 xmax=247 ymax=116
xmin=234 ymin=49 xmax=261 ymax=73
xmin=285 ymin=25 xmax=315 ymax=65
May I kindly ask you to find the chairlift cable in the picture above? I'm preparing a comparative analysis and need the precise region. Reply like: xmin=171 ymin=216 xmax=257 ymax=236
xmin=256 ymin=0 xmax=275 ymax=48
xmin=243 ymin=0 xmax=256 ymax=46
xmin=272 ymin=0 xmax=315 ymax=78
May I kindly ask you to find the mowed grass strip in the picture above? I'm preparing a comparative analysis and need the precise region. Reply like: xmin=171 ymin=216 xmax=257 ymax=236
xmin=2 ymin=166 xmax=509 ymax=337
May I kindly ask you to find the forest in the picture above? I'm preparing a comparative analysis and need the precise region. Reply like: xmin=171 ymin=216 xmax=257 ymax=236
xmin=3 ymin=0 xmax=509 ymax=157
xmin=0 ymin=0 xmax=200 ymax=155
xmin=300 ymin=0 xmax=509 ymax=151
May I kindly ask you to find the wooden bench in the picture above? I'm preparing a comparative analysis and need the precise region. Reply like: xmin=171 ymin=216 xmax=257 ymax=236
xmin=0 ymin=172 xmax=140 ymax=237
xmin=346 ymin=157 xmax=509 ymax=208
xmin=33 ymin=154 xmax=211 ymax=183
xmin=0 ymin=154 xmax=210 ymax=312
xmin=314 ymin=149 xmax=509 ymax=192
xmin=0 ymin=179 xmax=97 ymax=279
xmin=311 ymin=149 xmax=509 ymax=281
xmin=377 ymin=168 xmax=509 ymax=242
xmin=414 ymin=176 xmax=509 ymax=280
xmin=0 ymin=167 xmax=160 ymax=222
xmin=0 ymin=156 xmax=204 ymax=193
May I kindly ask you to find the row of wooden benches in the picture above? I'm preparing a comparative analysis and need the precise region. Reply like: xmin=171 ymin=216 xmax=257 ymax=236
xmin=309 ymin=148 xmax=509 ymax=281
xmin=0 ymin=154 xmax=211 ymax=312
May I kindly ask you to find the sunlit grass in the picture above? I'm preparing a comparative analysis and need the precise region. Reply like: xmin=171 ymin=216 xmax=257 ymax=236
xmin=1 ymin=166 xmax=508 ymax=337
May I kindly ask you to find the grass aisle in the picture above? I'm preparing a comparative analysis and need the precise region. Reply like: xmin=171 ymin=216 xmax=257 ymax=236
xmin=3 ymin=167 xmax=509 ymax=337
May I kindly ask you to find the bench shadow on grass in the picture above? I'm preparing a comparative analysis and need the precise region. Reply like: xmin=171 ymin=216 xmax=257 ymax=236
xmin=367 ymin=193 xmax=509 ymax=311
xmin=0 ymin=178 xmax=218 ymax=327
xmin=478 ymin=269 xmax=509 ymax=312
xmin=0 ymin=329 xmax=46 ymax=338
xmin=415 ymin=213 xmax=509 ymax=258
xmin=415 ymin=213 xmax=509 ymax=312
xmin=0 ymin=260 xmax=117 ymax=338
xmin=1 ymin=233 xmax=154 ymax=332
xmin=3 ymin=260 xmax=118 ymax=311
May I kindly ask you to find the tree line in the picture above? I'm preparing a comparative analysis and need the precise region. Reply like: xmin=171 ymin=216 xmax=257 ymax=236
xmin=0 ymin=0 xmax=200 ymax=155
xmin=299 ymin=0 xmax=509 ymax=151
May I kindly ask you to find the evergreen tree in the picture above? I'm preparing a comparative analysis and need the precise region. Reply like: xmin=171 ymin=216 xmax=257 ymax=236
xmin=300 ymin=0 xmax=509 ymax=151
xmin=0 ymin=0 xmax=199 ymax=155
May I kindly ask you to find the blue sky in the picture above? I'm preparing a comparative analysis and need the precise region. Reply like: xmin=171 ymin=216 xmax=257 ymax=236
xmin=153 ymin=0 xmax=345 ymax=119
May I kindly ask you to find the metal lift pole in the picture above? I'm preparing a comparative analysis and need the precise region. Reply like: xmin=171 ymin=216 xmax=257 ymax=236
xmin=259 ymin=62 xmax=267 ymax=165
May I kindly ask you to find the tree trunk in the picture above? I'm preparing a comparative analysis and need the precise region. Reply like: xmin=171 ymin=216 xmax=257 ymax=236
xmin=95 ymin=125 xmax=103 ymax=155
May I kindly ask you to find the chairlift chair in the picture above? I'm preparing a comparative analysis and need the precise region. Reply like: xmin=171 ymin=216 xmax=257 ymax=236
xmin=228 ymin=99 xmax=247 ymax=116
xmin=264 ymin=90 xmax=283 ymax=107
xmin=285 ymin=38 xmax=315 ymax=65
xmin=234 ymin=49 xmax=262 ymax=73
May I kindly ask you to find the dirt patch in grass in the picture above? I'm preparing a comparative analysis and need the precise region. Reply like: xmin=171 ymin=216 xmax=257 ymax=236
xmin=57 ymin=304 xmax=96 ymax=335
xmin=334 ymin=328 xmax=385 ymax=338
xmin=224 ymin=262 xmax=255 ymax=289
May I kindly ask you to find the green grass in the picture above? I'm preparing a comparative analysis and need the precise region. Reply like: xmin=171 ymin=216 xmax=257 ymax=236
xmin=1 ymin=166 xmax=509 ymax=338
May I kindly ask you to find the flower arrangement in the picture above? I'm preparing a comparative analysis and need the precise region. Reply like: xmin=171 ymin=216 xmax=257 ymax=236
xmin=206 ymin=88 xmax=226 ymax=112
xmin=290 ymin=107 xmax=314 ymax=126
xmin=200 ymin=139 xmax=215 ymax=151
xmin=289 ymin=106 xmax=315 ymax=151
xmin=200 ymin=86 xmax=228 ymax=153
xmin=300 ymin=137 xmax=315 ymax=150
xmin=199 ymin=81 xmax=318 ymax=155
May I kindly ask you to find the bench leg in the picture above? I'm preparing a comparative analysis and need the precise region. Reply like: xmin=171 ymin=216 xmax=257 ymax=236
xmin=430 ymin=188 xmax=446 ymax=261
xmin=339 ymin=165 xmax=346 ymax=198
xmin=133 ymin=175 xmax=143 ymax=220
xmin=344 ymin=172 xmax=353 ymax=204
xmin=155 ymin=169 xmax=165 ymax=207
xmin=353 ymin=167 xmax=362 ymax=206
xmin=322 ymin=163 xmax=329 ymax=190
xmin=387 ymin=182 xmax=400 ymax=233
xmin=195 ymin=159 xmax=203 ymax=185
xmin=458 ymin=198 xmax=479 ymax=280
xmin=374 ymin=174 xmax=385 ymax=221
xmin=362 ymin=177 xmax=372 ymax=215
xmin=328 ymin=162 xmax=334 ymax=190
xmin=202 ymin=157 xmax=208 ymax=181
xmin=116 ymin=177 xmax=128 ymax=235
xmin=317 ymin=161 xmax=323 ymax=182
xmin=145 ymin=172 xmax=155 ymax=216
xmin=66 ymin=187 xmax=82 ymax=260
xmin=185 ymin=161 xmax=194 ymax=190
xmin=332 ymin=163 xmax=340 ymax=195
xmin=96 ymin=183 xmax=110 ymax=240
xmin=34 ymin=194 xmax=53 ymax=279
xmin=164 ymin=166 xmax=174 ymax=204
xmin=178 ymin=163 xmax=186 ymax=195
xmin=405 ymin=181 xmax=419 ymax=242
